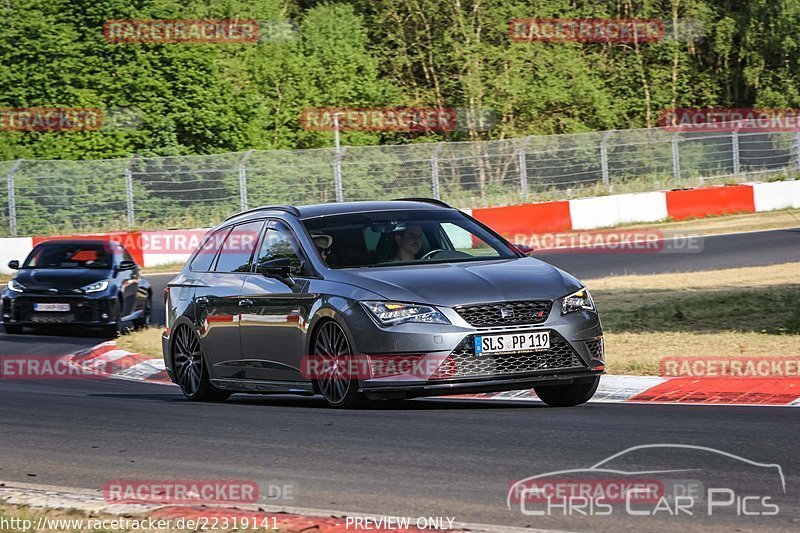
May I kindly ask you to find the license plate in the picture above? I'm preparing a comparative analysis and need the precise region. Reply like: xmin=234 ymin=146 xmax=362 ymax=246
xmin=33 ymin=303 xmax=70 ymax=312
xmin=475 ymin=331 xmax=550 ymax=355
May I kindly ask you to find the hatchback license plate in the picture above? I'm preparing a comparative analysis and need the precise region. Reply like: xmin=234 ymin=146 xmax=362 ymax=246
xmin=33 ymin=303 xmax=70 ymax=312
xmin=475 ymin=331 xmax=550 ymax=355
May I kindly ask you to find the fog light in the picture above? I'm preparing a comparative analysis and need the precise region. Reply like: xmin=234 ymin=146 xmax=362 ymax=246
xmin=101 ymin=313 xmax=109 ymax=319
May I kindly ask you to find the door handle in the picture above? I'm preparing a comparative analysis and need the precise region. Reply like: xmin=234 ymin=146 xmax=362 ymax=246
xmin=196 ymin=296 xmax=209 ymax=307
xmin=239 ymin=299 xmax=254 ymax=307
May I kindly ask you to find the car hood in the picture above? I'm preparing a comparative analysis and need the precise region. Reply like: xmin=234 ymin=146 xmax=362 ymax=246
xmin=333 ymin=257 xmax=582 ymax=306
xmin=13 ymin=268 xmax=111 ymax=290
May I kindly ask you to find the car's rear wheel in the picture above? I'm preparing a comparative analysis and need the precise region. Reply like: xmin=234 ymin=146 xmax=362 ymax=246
xmin=3 ymin=324 xmax=23 ymax=334
xmin=534 ymin=376 xmax=600 ymax=407
xmin=172 ymin=324 xmax=230 ymax=402
xmin=312 ymin=320 xmax=368 ymax=409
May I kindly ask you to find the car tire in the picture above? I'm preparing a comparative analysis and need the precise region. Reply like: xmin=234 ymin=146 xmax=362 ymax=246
xmin=312 ymin=320 xmax=369 ymax=409
xmin=534 ymin=376 xmax=600 ymax=407
xmin=172 ymin=324 xmax=230 ymax=402
xmin=3 ymin=324 xmax=23 ymax=334
xmin=133 ymin=294 xmax=152 ymax=329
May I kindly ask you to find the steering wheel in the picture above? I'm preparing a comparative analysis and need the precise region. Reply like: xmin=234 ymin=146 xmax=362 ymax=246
xmin=420 ymin=248 xmax=446 ymax=260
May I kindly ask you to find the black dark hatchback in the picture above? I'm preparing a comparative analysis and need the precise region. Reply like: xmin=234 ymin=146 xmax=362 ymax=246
xmin=2 ymin=240 xmax=152 ymax=336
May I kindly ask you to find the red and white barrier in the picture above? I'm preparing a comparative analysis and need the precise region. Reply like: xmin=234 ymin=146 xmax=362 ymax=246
xmin=751 ymin=180 xmax=800 ymax=211
xmin=1 ymin=179 xmax=799 ymax=273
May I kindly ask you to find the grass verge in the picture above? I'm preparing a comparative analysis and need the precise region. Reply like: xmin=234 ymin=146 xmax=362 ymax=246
xmin=587 ymin=262 xmax=800 ymax=375
xmin=116 ymin=326 xmax=164 ymax=358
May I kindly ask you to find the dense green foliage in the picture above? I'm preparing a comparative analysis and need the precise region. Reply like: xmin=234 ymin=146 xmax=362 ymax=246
xmin=1 ymin=0 xmax=799 ymax=160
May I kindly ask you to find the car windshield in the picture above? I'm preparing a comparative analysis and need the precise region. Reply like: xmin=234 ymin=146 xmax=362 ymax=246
xmin=301 ymin=209 xmax=518 ymax=268
xmin=22 ymin=242 xmax=113 ymax=270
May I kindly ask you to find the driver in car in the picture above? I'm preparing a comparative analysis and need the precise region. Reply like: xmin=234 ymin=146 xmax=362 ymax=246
xmin=312 ymin=234 xmax=333 ymax=262
xmin=392 ymin=225 xmax=423 ymax=262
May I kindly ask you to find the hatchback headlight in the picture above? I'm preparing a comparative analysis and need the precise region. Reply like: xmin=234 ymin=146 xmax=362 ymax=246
xmin=562 ymin=288 xmax=595 ymax=314
xmin=6 ymin=279 xmax=25 ymax=293
xmin=82 ymin=280 xmax=109 ymax=293
xmin=362 ymin=301 xmax=450 ymax=326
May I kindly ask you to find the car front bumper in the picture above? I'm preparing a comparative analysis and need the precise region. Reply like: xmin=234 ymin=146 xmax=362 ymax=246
xmin=2 ymin=294 xmax=119 ymax=327
xmin=348 ymin=303 xmax=605 ymax=398
xmin=360 ymin=368 xmax=603 ymax=399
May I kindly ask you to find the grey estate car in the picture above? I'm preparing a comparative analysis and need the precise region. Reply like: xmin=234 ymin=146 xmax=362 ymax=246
xmin=163 ymin=199 xmax=604 ymax=408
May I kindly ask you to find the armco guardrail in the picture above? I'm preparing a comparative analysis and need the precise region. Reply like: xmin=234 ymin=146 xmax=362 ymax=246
xmin=1 ymin=124 xmax=800 ymax=237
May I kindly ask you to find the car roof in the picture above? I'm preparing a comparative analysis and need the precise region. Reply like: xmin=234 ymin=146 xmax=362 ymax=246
xmin=35 ymin=239 xmax=117 ymax=248
xmin=224 ymin=199 xmax=453 ymax=225
xmin=297 ymin=200 xmax=451 ymax=218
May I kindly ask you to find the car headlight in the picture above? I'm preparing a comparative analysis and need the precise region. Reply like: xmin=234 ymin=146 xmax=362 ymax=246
xmin=82 ymin=280 xmax=110 ymax=293
xmin=362 ymin=301 xmax=450 ymax=326
xmin=562 ymin=287 xmax=595 ymax=314
xmin=6 ymin=279 xmax=25 ymax=293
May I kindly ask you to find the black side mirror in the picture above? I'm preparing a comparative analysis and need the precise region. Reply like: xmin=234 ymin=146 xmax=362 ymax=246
xmin=7 ymin=260 xmax=19 ymax=270
xmin=258 ymin=258 xmax=295 ymax=286
xmin=118 ymin=260 xmax=137 ymax=271
xmin=514 ymin=243 xmax=535 ymax=256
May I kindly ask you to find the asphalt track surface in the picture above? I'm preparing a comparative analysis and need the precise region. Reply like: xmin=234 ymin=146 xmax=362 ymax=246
xmin=1 ymin=227 xmax=799 ymax=531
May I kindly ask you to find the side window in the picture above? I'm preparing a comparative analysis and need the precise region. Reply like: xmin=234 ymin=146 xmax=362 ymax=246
xmin=190 ymin=228 xmax=230 ymax=272
xmin=214 ymin=221 xmax=264 ymax=273
xmin=441 ymin=222 xmax=473 ymax=250
xmin=254 ymin=222 xmax=304 ymax=275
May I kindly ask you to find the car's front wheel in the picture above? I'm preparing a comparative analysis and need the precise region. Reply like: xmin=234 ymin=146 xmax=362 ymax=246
xmin=534 ymin=376 xmax=600 ymax=407
xmin=172 ymin=324 xmax=230 ymax=402
xmin=312 ymin=320 xmax=368 ymax=409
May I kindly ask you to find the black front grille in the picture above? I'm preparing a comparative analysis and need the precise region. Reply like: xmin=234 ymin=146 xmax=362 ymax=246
xmin=31 ymin=313 xmax=76 ymax=323
xmin=10 ymin=297 xmax=107 ymax=323
xmin=586 ymin=339 xmax=603 ymax=359
xmin=432 ymin=331 xmax=585 ymax=379
xmin=454 ymin=300 xmax=551 ymax=327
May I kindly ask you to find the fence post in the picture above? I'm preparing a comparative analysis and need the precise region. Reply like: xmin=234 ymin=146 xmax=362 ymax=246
xmin=600 ymin=131 xmax=612 ymax=189
xmin=332 ymin=151 xmax=344 ymax=203
xmin=333 ymin=113 xmax=344 ymax=202
xmin=671 ymin=134 xmax=681 ymax=184
xmin=7 ymin=159 xmax=22 ymax=237
xmin=124 ymin=156 xmax=136 ymax=227
xmin=792 ymin=131 xmax=800 ymax=172
xmin=518 ymin=136 xmax=532 ymax=199
xmin=239 ymin=150 xmax=254 ymax=211
xmin=431 ymin=142 xmax=445 ymax=200
xmin=732 ymin=127 xmax=741 ymax=177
